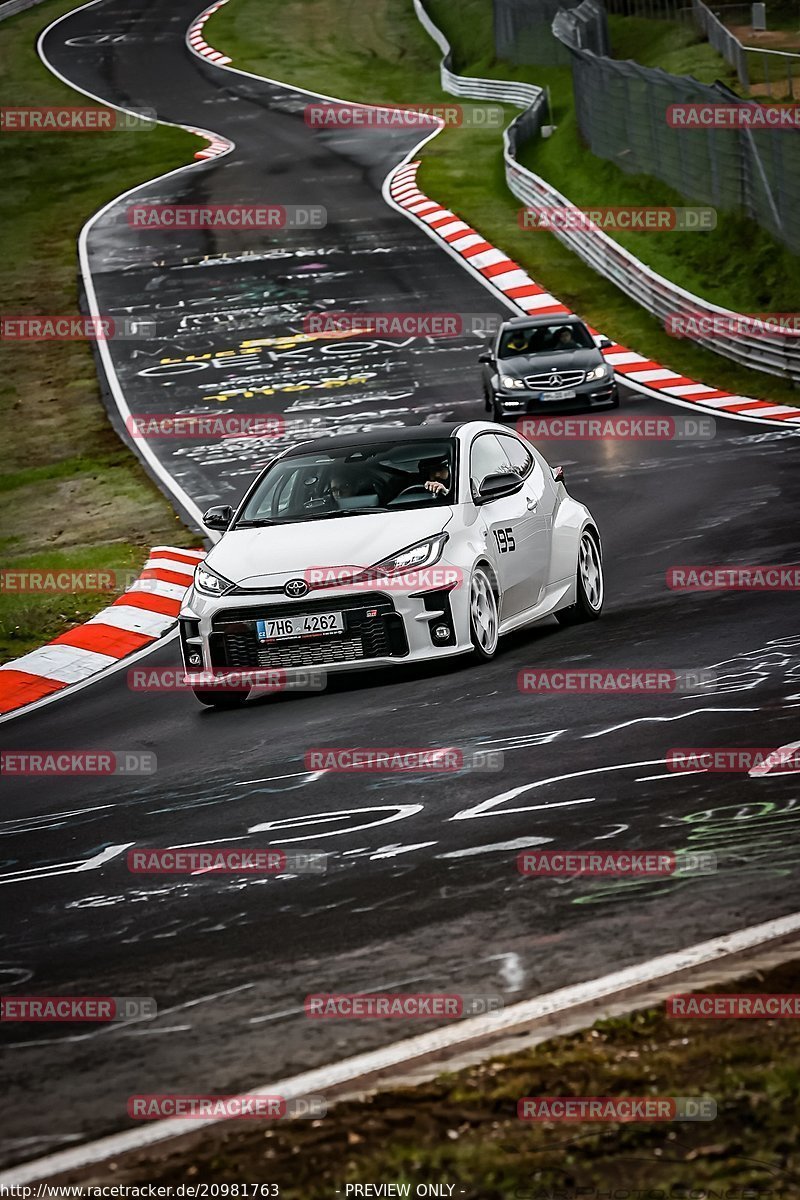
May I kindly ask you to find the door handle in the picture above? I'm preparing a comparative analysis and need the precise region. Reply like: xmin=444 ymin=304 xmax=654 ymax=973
xmin=526 ymin=496 xmax=538 ymax=511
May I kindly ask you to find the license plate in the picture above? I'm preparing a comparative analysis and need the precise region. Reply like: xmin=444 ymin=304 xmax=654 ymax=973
xmin=256 ymin=612 xmax=344 ymax=640
xmin=542 ymin=389 xmax=576 ymax=401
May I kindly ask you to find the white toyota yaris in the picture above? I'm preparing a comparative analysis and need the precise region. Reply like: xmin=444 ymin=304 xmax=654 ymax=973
xmin=179 ymin=422 xmax=603 ymax=707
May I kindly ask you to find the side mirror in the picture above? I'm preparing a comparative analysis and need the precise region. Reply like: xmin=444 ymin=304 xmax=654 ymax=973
xmin=203 ymin=505 xmax=233 ymax=531
xmin=596 ymin=336 xmax=613 ymax=349
xmin=552 ymin=465 xmax=566 ymax=485
xmin=476 ymin=472 xmax=523 ymax=504
xmin=478 ymin=352 xmax=493 ymax=364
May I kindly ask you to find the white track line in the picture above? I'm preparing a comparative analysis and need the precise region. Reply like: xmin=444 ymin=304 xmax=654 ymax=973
xmin=7 ymin=9 xmax=799 ymax=1187
xmin=186 ymin=5 xmax=800 ymax=431
xmin=0 ymin=4 xmax=237 ymax=724
xmin=37 ymin=0 xmax=231 ymax=534
xmin=4 ymin=908 xmax=800 ymax=1185
xmin=25 ymin=0 xmax=795 ymax=732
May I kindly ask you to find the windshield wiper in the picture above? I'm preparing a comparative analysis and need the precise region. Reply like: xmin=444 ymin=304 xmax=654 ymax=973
xmin=315 ymin=508 xmax=390 ymax=518
xmin=235 ymin=519 xmax=278 ymax=527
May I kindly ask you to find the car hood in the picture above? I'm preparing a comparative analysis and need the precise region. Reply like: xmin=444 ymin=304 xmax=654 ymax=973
xmin=206 ymin=507 xmax=455 ymax=588
xmin=498 ymin=348 xmax=603 ymax=380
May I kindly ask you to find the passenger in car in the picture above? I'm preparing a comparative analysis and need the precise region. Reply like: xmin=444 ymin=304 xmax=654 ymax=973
xmin=551 ymin=326 xmax=579 ymax=349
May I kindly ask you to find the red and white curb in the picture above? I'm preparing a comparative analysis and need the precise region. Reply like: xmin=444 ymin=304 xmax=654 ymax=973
xmin=389 ymin=162 xmax=800 ymax=426
xmin=185 ymin=1 xmax=234 ymax=158
xmin=189 ymin=125 xmax=233 ymax=161
xmin=0 ymin=548 xmax=204 ymax=716
xmin=183 ymin=3 xmax=799 ymax=426
xmin=187 ymin=0 xmax=232 ymax=68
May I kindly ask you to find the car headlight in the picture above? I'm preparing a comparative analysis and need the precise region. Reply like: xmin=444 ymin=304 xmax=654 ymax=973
xmin=501 ymin=376 xmax=525 ymax=390
xmin=586 ymin=364 xmax=610 ymax=381
xmin=194 ymin=563 xmax=235 ymax=597
xmin=371 ymin=533 xmax=449 ymax=575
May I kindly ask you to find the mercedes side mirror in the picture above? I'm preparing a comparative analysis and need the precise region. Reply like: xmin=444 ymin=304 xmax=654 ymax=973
xmin=478 ymin=352 xmax=493 ymax=364
xmin=203 ymin=505 xmax=233 ymax=531
xmin=596 ymin=336 xmax=613 ymax=349
xmin=476 ymin=473 xmax=523 ymax=503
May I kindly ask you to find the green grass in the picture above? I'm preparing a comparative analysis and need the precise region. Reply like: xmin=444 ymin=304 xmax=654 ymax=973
xmin=71 ymin=960 xmax=800 ymax=1194
xmin=0 ymin=0 xmax=201 ymax=665
xmin=439 ymin=2 xmax=800 ymax=314
xmin=0 ymin=545 xmax=149 ymax=660
xmin=610 ymin=13 xmax=745 ymax=79
xmin=207 ymin=0 xmax=800 ymax=408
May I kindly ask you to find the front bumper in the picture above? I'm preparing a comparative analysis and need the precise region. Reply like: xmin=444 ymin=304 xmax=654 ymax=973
xmin=179 ymin=578 xmax=471 ymax=686
xmin=492 ymin=380 xmax=618 ymax=416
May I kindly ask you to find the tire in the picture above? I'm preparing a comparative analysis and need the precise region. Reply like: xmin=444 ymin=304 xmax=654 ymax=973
xmin=193 ymin=689 xmax=250 ymax=708
xmin=556 ymin=529 xmax=603 ymax=625
xmin=469 ymin=566 xmax=500 ymax=660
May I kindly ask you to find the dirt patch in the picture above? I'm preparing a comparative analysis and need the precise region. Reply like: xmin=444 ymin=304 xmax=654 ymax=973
xmin=730 ymin=24 xmax=800 ymax=50
xmin=0 ymin=475 xmax=190 ymax=560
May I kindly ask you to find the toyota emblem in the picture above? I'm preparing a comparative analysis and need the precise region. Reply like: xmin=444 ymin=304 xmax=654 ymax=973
xmin=284 ymin=578 xmax=309 ymax=598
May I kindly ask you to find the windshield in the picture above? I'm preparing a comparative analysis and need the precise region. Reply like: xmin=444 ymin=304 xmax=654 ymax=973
xmin=498 ymin=321 xmax=594 ymax=359
xmin=237 ymin=439 xmax=457 ymax=525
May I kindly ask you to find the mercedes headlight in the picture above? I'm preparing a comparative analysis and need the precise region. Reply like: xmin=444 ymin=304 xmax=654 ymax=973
xmin=372 ymin=533 xmax=449 ymax=575
xmin=194 ymin=563 xmax=235 ymax=597
xmin=501 ymin=376 xmax=525 ymax=390
xmin=586 ymin=364 xmax=610 ymax=381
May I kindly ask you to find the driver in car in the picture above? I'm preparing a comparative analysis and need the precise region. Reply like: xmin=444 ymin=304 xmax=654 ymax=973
xmin=330 ymin=472 xmax=358 ymax=503
xmin=381 ymin=455 xmax=452 ymax=503
xmin=552 ymin=325 xmax=578 ymax=349
xmin=420 ymin=455 xmax=451 ymax=497
xmin=505 ymin=328 xmax=531 ymax=355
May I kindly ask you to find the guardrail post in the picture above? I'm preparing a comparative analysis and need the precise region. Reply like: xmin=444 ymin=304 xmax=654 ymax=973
xmin=413 ymin=0 xmax=800 ymax=384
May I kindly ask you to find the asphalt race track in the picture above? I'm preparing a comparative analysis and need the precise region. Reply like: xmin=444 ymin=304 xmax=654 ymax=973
xmin=2 ymin=0 xmax=800 ymax=1170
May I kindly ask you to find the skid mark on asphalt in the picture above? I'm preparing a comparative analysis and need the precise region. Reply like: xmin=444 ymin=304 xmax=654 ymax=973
xmin=437 ymin=836 xmax=553 ymax=858
xmin=0 ymin=843 xmax=133 ymax=888
xmin=0 ymin=804 xmax=116 ymax=836
xmin=583 ymin=707 xmax=758 ymax=740
xmin=247 ymin=972 xmax=434 ymax=1025
xmin=1 ymin=982 xmax=256 ymax=1049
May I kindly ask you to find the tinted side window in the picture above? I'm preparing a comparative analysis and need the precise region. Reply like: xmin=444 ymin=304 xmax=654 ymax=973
xmin=469 ymin=434 xmax=515 ymax=498
xmin=497 ymin=435 xmax=533 ymax=478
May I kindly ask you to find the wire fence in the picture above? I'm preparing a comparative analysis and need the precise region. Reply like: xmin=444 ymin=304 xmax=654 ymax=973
xmin=551 ymin=0 xmax=611 ymax=53
xmin=413 ymin=0 xmax=800 ymax=383
xmin=554 ymin=5 xmax=800 ymax=257
xmin=493 ymin=0 xmax=587 ymax=63
xmin=692 ymin=0 xmax=800 ymax=98
xmin=693 ymin=0 xmax=752 ymax=83
xmin=495 ymin=0 xmax=800 ymax=96
xmin=603 ymin=0 xmax=692 ymax=16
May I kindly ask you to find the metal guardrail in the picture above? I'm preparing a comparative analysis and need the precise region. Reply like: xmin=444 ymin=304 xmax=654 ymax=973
xmin=693 ymin=0 xmax=751 ymax=87
xmin=0 ymin=0 xmax=49 ymax=20
xmin=414 ymin=0 xmax=543 ymax=107
xmin=551 ymin=0 xmax=611 ymax=54
xmin=412 ymin=0 xmax=800 ymax=385
xmin=692 ymin=0 xmax=800 ymax=97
